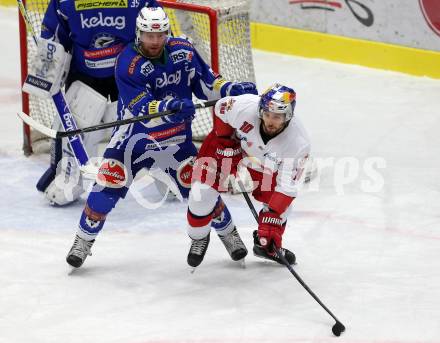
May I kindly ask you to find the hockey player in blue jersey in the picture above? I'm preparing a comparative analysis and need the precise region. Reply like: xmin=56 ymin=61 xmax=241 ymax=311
xmin=65 ymin=7 xmax=258 ymax=268
xmin=23 ymin=0 xmax=161 ymax=206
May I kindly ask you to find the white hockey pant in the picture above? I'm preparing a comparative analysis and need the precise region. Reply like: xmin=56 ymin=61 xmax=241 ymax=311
xmin=187 ymin=181 xmax=235 ymax=240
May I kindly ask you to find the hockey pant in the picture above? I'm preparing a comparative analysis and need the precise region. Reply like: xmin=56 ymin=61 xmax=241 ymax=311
xmin=76 ymin=141 xmax=198 ymax=240
xmin=187 ymin=181 xmax=236 ymax=240
xmin=188 ymin=170 xmax=291 ymax=241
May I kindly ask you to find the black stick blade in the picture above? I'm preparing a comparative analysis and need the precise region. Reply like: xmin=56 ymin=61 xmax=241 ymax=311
xmin=332 ymin=322 xmax=346 ymax=336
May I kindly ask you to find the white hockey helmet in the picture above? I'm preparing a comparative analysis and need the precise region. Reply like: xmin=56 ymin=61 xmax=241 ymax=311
xmin=136 ymin=7 xmax=170 ymax=43
xmin=259 ymin=83 xmax=296 ymax=122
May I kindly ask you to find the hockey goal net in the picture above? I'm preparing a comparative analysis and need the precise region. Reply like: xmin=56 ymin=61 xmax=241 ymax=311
xmin=19 ymin=0 xmax=255 ymax=155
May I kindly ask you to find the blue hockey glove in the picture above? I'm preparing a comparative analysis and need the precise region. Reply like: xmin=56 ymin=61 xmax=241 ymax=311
xmin=228 ymin=82 xmax=258 ymax=96
xmin=165 ymin=98 xmax=195 ymax=123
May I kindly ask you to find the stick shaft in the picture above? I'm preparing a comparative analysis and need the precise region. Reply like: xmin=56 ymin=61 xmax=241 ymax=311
xmin=237 ymin=180 xmax=344 ymax=326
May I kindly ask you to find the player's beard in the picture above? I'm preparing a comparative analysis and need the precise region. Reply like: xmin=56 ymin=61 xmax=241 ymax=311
xmin=142 ymin=43 xmax=165 ymax=58
xmin=262 ymin=122 xmax=285 ymax=137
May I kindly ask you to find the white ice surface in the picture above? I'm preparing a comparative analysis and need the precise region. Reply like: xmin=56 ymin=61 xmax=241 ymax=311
xmin=1 ymin=6 xmax=440 ymax=343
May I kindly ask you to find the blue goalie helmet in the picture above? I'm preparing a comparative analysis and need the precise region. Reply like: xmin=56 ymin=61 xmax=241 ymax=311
xmin=259 ymin=83 xmax=296 ymax=122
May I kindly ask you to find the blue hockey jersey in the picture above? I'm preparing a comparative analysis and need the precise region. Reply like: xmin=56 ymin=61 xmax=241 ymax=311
xmin=40 ymin=0 xmax=160 ymax=78
xmin=111 ymin=37 xmax=232 ymax=151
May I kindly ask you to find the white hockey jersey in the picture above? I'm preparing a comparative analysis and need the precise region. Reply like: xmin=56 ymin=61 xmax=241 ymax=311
xmin=214 ymin=94 xmax=311 ymax=199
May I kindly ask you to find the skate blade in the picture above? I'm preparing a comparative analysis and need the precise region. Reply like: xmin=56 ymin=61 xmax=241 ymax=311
xmin=253 ymin=252 xmax=297 ymax=266
xmin=67 ymin=266 xmax=78 ymax=275
xmin=239 ymin=258 xmax=246 ymax=268
xmin=189 ymin=266 xmax=197 ymax=274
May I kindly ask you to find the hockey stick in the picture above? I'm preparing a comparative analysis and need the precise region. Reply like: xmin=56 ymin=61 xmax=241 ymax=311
xmin=18 ymin=99 xmax=219 ymax=139
xmin=17 ymin=0 xmax=37 ymax=45
xmin=237 ymin=180 xmax=346 ymax=337
xmin=17 ymin=0 xmax=90 ymax=168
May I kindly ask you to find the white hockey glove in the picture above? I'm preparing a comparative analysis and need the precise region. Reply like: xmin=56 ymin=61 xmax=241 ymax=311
xmin=22 ymin=38 xmax=71 ymax=99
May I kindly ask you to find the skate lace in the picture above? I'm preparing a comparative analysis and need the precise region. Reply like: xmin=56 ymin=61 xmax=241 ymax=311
xmin=71 ymin=236 xmax=93 ymax=258
xmin=190 ymin=238 xmax=209 ymax=255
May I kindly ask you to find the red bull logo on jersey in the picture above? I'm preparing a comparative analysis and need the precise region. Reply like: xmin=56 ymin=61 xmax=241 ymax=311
xmin=219 ymin=98 xmax=236 ymax=114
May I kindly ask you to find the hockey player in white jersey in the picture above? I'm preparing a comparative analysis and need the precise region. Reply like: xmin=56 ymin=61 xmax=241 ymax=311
xmin=186 ymin=83 xmax=311 ymax=267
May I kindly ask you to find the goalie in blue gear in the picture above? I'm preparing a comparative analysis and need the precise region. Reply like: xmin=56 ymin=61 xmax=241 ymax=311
xmin=29 ymin=0 xmax=161 ymax=206
xmin=66 ymin=6 xmax=257 ymax=268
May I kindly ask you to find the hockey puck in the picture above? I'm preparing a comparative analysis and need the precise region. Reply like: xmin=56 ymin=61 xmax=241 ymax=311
xmin=332 ymin=322 xmax=345 ymax=337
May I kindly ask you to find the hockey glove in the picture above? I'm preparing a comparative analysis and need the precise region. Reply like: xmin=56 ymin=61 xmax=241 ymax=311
xmin=165 ymin=98 xmax=195 ymax=123
xmin=257 ymin=209 xmax=285 ymax=250
xmin=228 ymin=82 xmax=258 ymax=96
xmin=214 ymin=136 xmax=243 ymax=176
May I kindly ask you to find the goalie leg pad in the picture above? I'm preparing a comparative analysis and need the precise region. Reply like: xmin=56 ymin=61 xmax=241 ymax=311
xmin=44 ymin=141 xmax=84 ymax=206
xmin=101 ymin=101 xmax=118 ymax=141
xmin=65 ymin=81 xmax=108 ymax=128
xmin=36 ymin=137 xmax=62 ymax=192
xmin=40 ymin=81 xmax=108 ymax=205
xmin=66 ymin=81 xmax=108 ymax=158
xmin=44 ymin=137 xmax=85 ymax=206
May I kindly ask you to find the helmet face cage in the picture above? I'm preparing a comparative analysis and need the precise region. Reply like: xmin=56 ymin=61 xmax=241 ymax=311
xmin=136 ymin=7 xmax=170 ymax=45
xmin=258 ymin=83 xmax=297 ymax=122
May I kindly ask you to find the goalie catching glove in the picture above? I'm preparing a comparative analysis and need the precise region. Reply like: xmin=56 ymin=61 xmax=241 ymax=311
xmin=22 ymin=38 xmax=71 ymax=99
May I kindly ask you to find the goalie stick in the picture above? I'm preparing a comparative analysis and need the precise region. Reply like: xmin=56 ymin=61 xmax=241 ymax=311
xmin=237 ymin=180 xmax=346 ymax=337
xmin=18 ymin=99 xmax=219 ymax=139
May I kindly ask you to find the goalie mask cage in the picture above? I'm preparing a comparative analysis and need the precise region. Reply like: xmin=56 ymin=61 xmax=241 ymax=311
xmin=18 ymin=0 xmax=255 ymax=155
